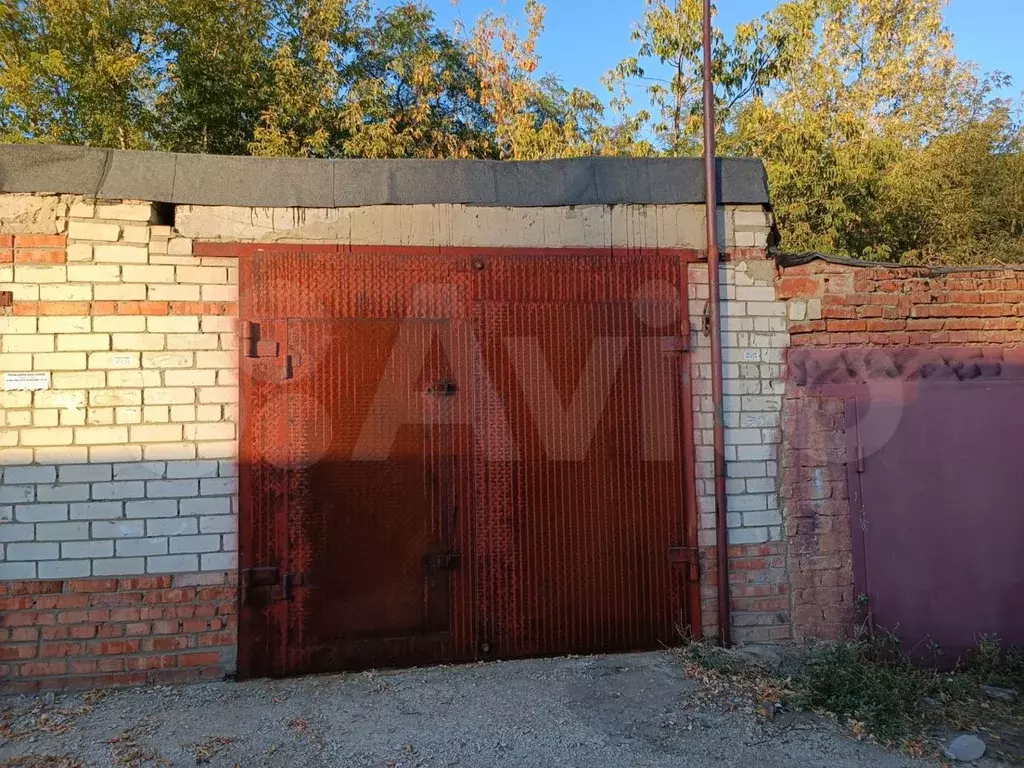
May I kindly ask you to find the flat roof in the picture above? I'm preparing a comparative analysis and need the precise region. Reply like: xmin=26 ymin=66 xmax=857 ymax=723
xmin=0 ymin=145 xmax=770 ymax=209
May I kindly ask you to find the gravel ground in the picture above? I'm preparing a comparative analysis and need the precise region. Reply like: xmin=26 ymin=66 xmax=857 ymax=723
xmin=1 ymin=651 xmax=933 ymax=768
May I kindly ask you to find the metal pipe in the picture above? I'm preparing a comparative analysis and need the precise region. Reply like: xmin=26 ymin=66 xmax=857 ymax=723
xmin=679 ymin=265 xmax=702 ymax=639
xmin=702 ymin=0 xmax=731 ymax=647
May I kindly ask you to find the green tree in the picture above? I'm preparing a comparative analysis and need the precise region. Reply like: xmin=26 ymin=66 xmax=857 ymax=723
xmin=873 ymin=110 xmax=1024 ymax=264
xmin=0 ymin=0 xmax=161 ymax=148
xmin=155 ymin=0 xmax=274 ymax=155
xmin=461 ymin=0 xmax=634 ymax=159
xmin=612 ymin=0 xmax=1024 ymax=262
xmin=731 ymin=0 xmax=993 ymax=256
xmin=606 ymin=0 xmax=811 ymax=154
xmin=248 ymin=0 xmax=362 ymax=157
xmin=339 ymin=3 xmax=493 ymax=158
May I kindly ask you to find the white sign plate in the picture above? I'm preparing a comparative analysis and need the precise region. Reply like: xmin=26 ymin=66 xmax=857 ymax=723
xmin=110 ymin=354 xmax=136 ymax=368
xmin=741 ymin=350 xmax=762 ymax=362
xmin=3 ymin=371 xmax=51 ymax=391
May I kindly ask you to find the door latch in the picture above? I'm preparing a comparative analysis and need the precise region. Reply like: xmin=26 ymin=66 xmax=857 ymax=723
xmin=659 ymin=336 xmax=690 ymax=354
xmin=427 ymin=378 xmax=457 ymax=396
xmin=241 ymin=567 xmax=308 ymax=604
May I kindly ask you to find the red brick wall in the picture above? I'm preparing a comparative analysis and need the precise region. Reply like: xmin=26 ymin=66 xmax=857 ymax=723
xmin=779 ymin=261 xmax=1024 ymax=640
xmin=1 ymin=573 xmax=237 ymax=693
xmin=781 ymin=262 xmax=1024 ymax=347
xmin=781 ymin=390 xmax=855 ymax=639
xmin=699 ymin=543 xmax=791 ymax=643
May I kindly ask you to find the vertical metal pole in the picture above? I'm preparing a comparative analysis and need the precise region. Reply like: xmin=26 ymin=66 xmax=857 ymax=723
xmin=702 ymin=0 xmax=731 ymax=647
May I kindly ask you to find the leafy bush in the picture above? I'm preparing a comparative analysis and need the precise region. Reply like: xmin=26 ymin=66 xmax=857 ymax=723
xmin=959 ymin=636 xmax=1024 ymax=691
xmin=794 ymin=632 xmax=1024 ymax=751
xmin=795 ymin=633 xmax=935 ymax=745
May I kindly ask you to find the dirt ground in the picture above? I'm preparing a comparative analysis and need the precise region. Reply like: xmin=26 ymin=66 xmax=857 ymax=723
xmin=1 ymin=651 xmax=934 ymax=768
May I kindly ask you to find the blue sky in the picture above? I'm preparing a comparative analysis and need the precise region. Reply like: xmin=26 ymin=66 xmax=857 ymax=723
xmin=426 ymin=0 xmax=1023 ymax=105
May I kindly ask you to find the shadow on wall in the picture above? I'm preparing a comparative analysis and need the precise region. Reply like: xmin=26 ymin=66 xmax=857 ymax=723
xmin=0 ymin=457 xmax=237 ymax=581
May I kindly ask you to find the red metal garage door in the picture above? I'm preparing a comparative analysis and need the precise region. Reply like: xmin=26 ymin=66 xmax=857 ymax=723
xmin=236 ymin=246 xmax=697 ymax=678
xmin=849 ymin=378 xmax=1024 ymax=662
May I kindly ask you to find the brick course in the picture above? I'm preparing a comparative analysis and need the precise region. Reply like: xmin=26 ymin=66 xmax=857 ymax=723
xmin=781 ymin=262 xmax=1024 ymax=347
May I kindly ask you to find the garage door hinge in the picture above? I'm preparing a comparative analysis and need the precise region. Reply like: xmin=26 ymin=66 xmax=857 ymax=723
xmin=659 ymin=336 xmax=690 ymax=354
xmin=668 ymin=546 xmax=700 ymax=581
xmin=242 ymin=321 xmax=280 ymax=359
xmin=241 ymin=567 xmax=307 ymax=604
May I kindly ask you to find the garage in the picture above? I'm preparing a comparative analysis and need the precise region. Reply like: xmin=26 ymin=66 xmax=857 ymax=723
xmin=0 ymin=147 xmax=776 ymax=689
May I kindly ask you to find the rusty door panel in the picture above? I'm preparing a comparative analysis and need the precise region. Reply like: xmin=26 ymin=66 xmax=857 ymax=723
xmin=239 ymin=247 xmax=693 ymax=678
xmin=243 ymin=249 xmax=471 ymax=321
xmin=473 ymin=299 xmax=688 ymax=657
xmin=851 ymin=380 xmax=1024 ymax=662
xmin=249 ymin=319 xmax=459 ymax=676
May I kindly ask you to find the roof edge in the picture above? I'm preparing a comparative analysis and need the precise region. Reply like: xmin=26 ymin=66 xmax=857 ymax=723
xmin=774 ymin=250 xmax=1024 ymax=274
xmin=0 ymin=145 xmax=770 ymax=208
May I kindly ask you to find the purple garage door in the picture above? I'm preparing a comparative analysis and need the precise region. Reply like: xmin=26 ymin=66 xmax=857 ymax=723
xmin=848 ymin=380 xmax=1024 ymax=662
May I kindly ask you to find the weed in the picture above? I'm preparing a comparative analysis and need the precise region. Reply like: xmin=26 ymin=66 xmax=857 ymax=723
xmin=959 ymin=636 xmax=1024 ymax=691
xmin=794 ymin=633 xmax=935 ymax=745
xmin=679 ymin=631 xmax=1024 ymax=759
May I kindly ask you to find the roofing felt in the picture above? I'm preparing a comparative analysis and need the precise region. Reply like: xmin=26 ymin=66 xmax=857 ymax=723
xmin=0 ymin=144 xmax=770 ymax=209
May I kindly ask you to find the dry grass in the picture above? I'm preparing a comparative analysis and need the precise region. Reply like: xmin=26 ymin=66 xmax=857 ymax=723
xmin=0 ymin=692 xmax=106 ymax=743
xmin=678 ymin=634 xmax=1024 ymax=762
xmin=190 ymin=735 xmax=235 ymax=764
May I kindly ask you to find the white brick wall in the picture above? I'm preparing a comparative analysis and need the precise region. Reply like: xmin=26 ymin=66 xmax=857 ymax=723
xmin=3 ymin=192 xmax=781 ymax=585
xmin=0 ymin=464 xmax=239 ymax=582
xmin=688 ymin=259 xmax=789 ymax=548
xmin=0 ymin=196 xmax=239 ymax=580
